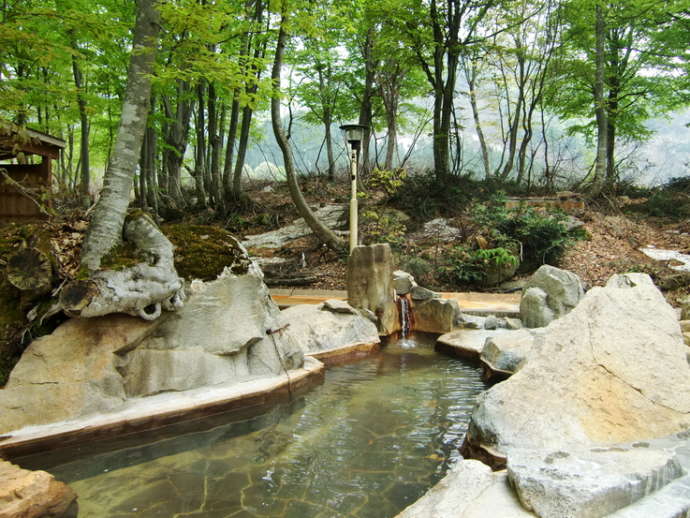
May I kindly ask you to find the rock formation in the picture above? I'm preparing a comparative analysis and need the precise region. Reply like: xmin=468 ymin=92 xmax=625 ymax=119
xmin=0 ymin=259 xmax=304 ymax=434
xmin=463 ymin=273 xmax=690 ymax=517
xmin=279 ymin=300 xmax=379 ymax=355
xmin=520 ymin=264 xmax=585 ymax=328
xmin=0 ymin=460 xmax=78 ymax=518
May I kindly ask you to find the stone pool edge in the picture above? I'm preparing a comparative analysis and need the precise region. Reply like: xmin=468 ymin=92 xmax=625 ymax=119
xmin=0 ymin=357 xmax=327 ymax=459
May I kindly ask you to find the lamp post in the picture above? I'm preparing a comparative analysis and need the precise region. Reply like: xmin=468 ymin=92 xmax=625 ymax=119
xmin=340 ymin=123 xmax=367 ymax=253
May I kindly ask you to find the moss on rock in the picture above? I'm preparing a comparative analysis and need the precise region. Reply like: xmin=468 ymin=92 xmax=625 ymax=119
xmin=163 ymin=224 xmax=251 ymax=281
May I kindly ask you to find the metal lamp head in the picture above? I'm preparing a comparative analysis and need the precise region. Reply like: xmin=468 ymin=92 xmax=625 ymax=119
xmin=340 ymin=124 xmax=367 ymax=151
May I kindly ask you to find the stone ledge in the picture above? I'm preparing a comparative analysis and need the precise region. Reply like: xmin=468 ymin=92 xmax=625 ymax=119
xmin=306 ymin=341 xmax=380 ymax=366
xmin=0 ymin=357 xmax=325 ymax=459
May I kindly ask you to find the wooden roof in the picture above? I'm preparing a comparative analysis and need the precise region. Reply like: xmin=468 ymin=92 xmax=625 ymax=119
xmin=0 ymin=122 xmax=66 ymax=161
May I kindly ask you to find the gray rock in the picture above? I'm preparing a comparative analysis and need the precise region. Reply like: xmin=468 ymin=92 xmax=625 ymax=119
xmin=410 ymin=285 xmax=440 ymax=301
xmin=414 ymin=298 xmax=461 ymax=334
xmin=395 ymin=460 xmax=533 ymax=518
xmin=484 ymin=315 xmax=500 ymax=330
xmin=520 ymin=287 xmax=554 ymax=328
xmin=393 ymin=270 xmax=416 ymax=295
xmin=508 ymin=444 xmax=685 ymax=518
xmin=455 ymin=313 xmax=485 ymax=330
xmin=468 ymin=273 xmax=690 ymax=457
xmin=242 ymin=204 xmax=345 ymax=249
xmin=0 ymin=264 xmax=305 ymax=433
xmin=520 ymin=265 xmax=585 ymax=328
xmin=279 ymin=303 xmax=380 ymax=355
xmin=321 ymin=299 xmax=357 ymax=314
xmin=437 ymin=329 xmax=510 ymax=360
xmin=505 ymin=317 xmax=523 ymax=330
xmin=480 ymin=328 xmax=545 ymax=375
xmin=422 ymin=218 xmax=463 ymax=242
xmin=119 ymin=267 xmax=303 ymax=397
xmin=347 ymin=244 xmax=398 ymax=336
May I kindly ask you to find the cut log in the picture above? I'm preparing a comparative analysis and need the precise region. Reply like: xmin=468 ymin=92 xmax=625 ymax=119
xmin=60 ymin=213 xmax=185 ymax=321
xmin=6 ymin=247 xmax=53 ymax=294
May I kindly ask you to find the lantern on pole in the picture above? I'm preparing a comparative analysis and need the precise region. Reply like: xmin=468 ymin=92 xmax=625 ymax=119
xmin=339 ymin=124 xmax=367 ymax=253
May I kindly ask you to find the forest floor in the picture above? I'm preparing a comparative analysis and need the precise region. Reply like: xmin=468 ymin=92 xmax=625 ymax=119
xmin=228 ymin=178 xmax=690 ymax=305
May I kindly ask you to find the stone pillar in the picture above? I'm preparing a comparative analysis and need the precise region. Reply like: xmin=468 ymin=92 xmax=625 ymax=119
xmin=347 ymin=244 xmax=398 ymax=336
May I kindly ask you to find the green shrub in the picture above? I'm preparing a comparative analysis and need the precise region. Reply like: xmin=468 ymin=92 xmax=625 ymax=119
xmin=469 ymin=198 xmax=575 ymax=270
xmin=361 ymin=210 xmax=407 ymax=248
xmin=438 ymin=246 xmax=519 ymax=287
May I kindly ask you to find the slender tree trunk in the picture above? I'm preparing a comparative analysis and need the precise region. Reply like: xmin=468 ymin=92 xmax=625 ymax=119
xmin=232 ymin=105 xmax=253 ymax=198
xmin=208 ymin=82 xmax=222 ymax=206
xmin=358 ymin=27 xmax=376 ymax=175
xmin=81 ymin=0 xmax=161 ymax=271
xmin=194 ymin=82 xmax=208 ymax=207
xmin=606 ymin=84 xmax=619 ymax=186
xmin=324 ymin=106 xmax=335 ymax=179
xmin=465 ymin=62 xmax=490 ymax=179
xmin=223 ymin=92 xmax=240 ymax=200
xmin=591 ymin=3 xmax=608 ymax=195
xmin=69 ymin=38 xmax=90 ymax=198
xmin=271 ymin=12 xmax=343 ymax=251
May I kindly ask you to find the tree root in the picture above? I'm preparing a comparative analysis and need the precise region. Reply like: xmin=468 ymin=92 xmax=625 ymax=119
xmin=60 ymin=213 xmax=185 ymax=321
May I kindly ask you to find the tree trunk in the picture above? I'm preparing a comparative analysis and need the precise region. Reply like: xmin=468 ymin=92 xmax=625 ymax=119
xmin=70 ymin=47 xmax=90 ymax=199
xmin=223 ymin=92 xmax=240 ymax=200
xmin=81 ymin=0 xmax=161 ymax=271
xmin=161 ymin=80 xmax=191 ymax=208
xmin=232 ymin=105 xmax=253 ymax=199
xmin=591 ymin=3 xmax=608 ymax=195
xmin=324 ymin=106 xmax=335 ymax=179
xmin=271 ymin=13 xmax=344 ymax=252
xmin=194 ymin=82 xmax=208 ymax=207
xmin=465 ymin=60 xmax=490 ymax=179
xmin=208 ymin=82 xmax=222 ymax=206
xmin=358 ymin=27 xmax=376 ymax=175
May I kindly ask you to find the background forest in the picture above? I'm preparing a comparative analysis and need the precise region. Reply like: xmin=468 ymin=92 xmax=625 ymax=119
xmin=1 ymin=0 xmax=688 ymax=216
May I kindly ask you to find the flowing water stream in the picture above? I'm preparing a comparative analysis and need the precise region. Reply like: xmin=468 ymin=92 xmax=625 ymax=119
xmin=20 ymin=334 xmax=485 ymax=518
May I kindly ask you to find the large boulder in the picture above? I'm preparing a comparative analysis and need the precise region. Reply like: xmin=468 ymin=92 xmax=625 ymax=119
xmin=0 ymin=460 xmax=78 ymax=518
xmin=413 ymin=298 xmax=462 ymax=334
xmin=520 ymin=265 xmax=585 ymax=328
xmin=463 ymin=273 xmax=690 ymax=517
xmin=279 ymin=300 xmax=379 ymax=355
xmin=0 ymin=264 xmax=304 ymax=434
xmin=468 ymin=273 xmax=690 ymax=456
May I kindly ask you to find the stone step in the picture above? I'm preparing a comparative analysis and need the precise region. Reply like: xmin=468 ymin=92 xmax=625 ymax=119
xmin=608 ymin=474 xmax=690 ymax=518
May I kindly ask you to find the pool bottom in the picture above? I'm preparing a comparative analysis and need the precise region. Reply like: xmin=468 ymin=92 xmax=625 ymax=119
xmin=26 ymin=334 xmax=486 ymax=518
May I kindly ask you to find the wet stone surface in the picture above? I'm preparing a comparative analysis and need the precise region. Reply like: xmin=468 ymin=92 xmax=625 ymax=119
xmin=31 ymin=334 xmax=485 ymax=518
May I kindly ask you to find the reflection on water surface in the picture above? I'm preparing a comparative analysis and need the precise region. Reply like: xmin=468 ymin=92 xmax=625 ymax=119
xmin=34 ymin=334 xmax=485 ymax=518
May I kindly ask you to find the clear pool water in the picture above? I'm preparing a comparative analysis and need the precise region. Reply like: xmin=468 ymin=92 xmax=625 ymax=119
xmin=27 ymin=334 xmax=485 ymax=518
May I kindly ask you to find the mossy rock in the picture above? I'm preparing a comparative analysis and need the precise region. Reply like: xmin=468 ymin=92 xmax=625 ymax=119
xmin=163 ymin=224 xmax=251 ymax=281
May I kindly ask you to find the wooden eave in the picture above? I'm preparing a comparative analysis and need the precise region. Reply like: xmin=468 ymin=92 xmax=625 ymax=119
xmin=0 ymin=124 xmax=66 ymax=161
